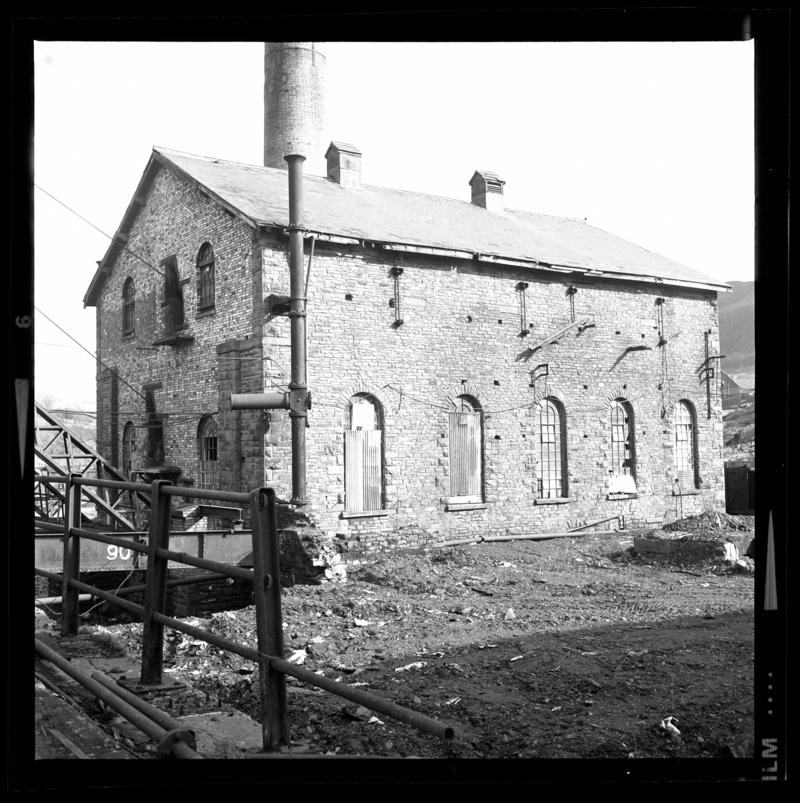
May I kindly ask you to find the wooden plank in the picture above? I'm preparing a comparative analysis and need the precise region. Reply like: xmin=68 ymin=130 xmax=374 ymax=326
xmin=345 ymin=430 xmax=363 ymax=512
xmin=363 ymin=430 xmax=382 ymax=511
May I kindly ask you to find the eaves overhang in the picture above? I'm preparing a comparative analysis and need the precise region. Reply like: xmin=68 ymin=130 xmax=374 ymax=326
xmin=257 ymin=225 xmax=732 ymax=294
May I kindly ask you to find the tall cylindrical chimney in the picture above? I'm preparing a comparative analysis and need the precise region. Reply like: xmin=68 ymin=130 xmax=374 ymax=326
xmin=264 ymin=42 xmax=327 ymax=175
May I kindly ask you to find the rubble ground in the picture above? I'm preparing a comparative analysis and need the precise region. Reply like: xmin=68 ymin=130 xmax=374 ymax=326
xmin=73 ymin=513 xmax=755 ymax=760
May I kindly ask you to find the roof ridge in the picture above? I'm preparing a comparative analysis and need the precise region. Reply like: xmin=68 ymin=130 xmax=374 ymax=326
xmin=154 ymin=146 xmax=288 ymax=174
xmin=155 ymin=146 xmax=590 ymax=222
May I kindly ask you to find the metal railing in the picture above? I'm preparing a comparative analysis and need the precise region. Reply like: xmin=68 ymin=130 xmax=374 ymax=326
xmin=34 ymin=473 xmax=455 ymax=755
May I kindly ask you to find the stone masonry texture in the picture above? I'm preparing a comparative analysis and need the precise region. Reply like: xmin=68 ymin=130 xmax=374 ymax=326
xmin=94 ymin=163 xmax=725 ymax=565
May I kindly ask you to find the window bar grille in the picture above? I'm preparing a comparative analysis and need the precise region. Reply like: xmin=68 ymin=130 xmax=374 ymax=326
xmin=674 ymin=402 xmax=696 ymax=490
xmin=198 ymin=416 xmax=219 ymax=490
xmin=536 ymin=400 xmax=563 ymax=499
xmin=197 ymin=244 xmax=215 ymax=312
xmin=610 ymin=402 xmax=633 ymax=477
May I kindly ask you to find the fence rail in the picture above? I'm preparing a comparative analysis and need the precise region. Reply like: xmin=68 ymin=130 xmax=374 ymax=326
xmin=34 ymin=473 xmax=456 ymax=755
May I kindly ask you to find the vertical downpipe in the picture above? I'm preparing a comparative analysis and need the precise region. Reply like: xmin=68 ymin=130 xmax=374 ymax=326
xmin=286 ymin=154 xmax=308 ymax=505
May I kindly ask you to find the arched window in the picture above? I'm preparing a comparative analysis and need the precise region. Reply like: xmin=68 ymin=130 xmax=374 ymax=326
xmin=344 ymin=395 xmax=383 ymax=512
xmin=122 ymin=421 xmax=136 ymax=478
xmin=448 ymin=395 xmax=483 ymax=501
xmin=536 ymin=398 xmax=567 ymax=499
xmin=610 ymin=399 xmax=636 ymax=480
xmin=674 ymin=400 xmax=699 ymax=489
xmin=197 ymin=415 xmax=219 ymax=490
xmin=122 ymin=277 xmax=135 ymax=335
xmin=196 ymin=242 xmax=215 ymax=312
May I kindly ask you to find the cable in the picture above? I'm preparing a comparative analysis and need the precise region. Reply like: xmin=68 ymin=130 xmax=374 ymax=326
xmin=35 ymin=307 xmax=150 ymax=404
xmin=34 ymin=183 xmax=167 ymax=281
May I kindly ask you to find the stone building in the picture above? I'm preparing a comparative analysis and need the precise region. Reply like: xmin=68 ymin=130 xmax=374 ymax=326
xmin=83 ymin=44 xmax=729 ymax=562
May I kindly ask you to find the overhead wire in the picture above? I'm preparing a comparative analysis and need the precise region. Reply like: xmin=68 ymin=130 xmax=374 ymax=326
xmin=33 ymin=182 xmax=559 ymax=426
xmin=34 ymin=183 xmax=168 ymax=280
xmin=35 ymin=306 xmax=150 ymax=404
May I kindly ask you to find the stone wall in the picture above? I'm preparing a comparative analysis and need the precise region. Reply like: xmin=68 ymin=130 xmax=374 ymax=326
xmin=94 ymin=167 xmax=263 ymax=494
xmin=92 ymin=164 xmax=725 ymax=566
xmin=262 ymin=240 xmax=725 ymax=558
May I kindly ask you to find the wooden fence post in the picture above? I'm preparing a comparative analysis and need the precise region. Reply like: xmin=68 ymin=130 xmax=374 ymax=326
xmin=140 ymin=480 xmax=172 ymax=685
xmin=60 ymin=473 xmax=82 ymax=636
xmin=249 ymin=488 xmax=289 ymax=751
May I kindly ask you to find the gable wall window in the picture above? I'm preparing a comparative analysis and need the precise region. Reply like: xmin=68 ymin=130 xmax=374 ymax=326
xmin=536 ymin=397 xmax=567 ymax=499
xmin=197 ymin=415 xmax=219 ymax=490
xmin=162 ymin=256 xmax=186 ymax=333
xmin=344 ymin=395 xmax=384 ymax=512
xmin=196 ymin=242 xmax=216 ymax=313
xmin=122 ymin=277 xmax=135 ymax=335
xmin=448 ymin=395 xmax=483 ymax=501
xmin=674 ymin=400 xmax=699 ymax=489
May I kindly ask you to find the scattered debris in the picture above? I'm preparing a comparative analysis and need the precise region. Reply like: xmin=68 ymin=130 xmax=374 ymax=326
xmin=659 ymin=716 xmax=681 ymax=740
xmin=394 ymin=661 xmax=427 ymax=673
xmin=286 ymin=649 xmax=308 ymax=666
xmin=51 ymin=526 xmax=751 ymax=761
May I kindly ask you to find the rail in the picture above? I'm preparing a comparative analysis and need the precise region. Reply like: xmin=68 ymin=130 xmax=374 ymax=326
xmin=34 ymin=473 xmax=456 ymax=755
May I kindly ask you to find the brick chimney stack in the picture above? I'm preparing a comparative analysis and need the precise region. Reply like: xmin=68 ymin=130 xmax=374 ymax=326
xmin=264 ymin=42 xmax=327 ymax=175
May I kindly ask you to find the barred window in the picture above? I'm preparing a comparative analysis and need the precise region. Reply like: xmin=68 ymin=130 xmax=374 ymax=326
xmin=122 ymin=277 xmax=135 ymax=335
xmin=196 ymin=242 xmax=215 ymax=312
xmin=448 ymin=395 xmax=483 ymax=501
xmin=197 ymin=415 xmax=219 ymax=490
xmin=610 ymin=399 xmax=636 ymax=478
xmin=536 ymin=398 xmax=567 ymax=499
xmin=674 ymin=400 xmax=699 ymax=489
xmin=122 ymin=421 xmax=136 ymax=478
xmin=344 ymin=395 xmax=383 ymax=512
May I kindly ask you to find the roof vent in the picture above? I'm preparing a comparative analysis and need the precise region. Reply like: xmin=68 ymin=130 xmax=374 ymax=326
xmin=469 ymin=170 xmax=505 ymax=212
xmin=326 ymin=141 xmax=362 ymax=187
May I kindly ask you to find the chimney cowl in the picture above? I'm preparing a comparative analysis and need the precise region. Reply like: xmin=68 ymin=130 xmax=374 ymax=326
xmin=326 ymin=141 xmax=362 ymax=187
xmin=469 ymin=170 xmax=505 ymax=212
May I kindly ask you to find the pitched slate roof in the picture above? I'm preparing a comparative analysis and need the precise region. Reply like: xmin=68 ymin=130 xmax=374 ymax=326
xmin=84 ymin=146 xmax=728 ymax=305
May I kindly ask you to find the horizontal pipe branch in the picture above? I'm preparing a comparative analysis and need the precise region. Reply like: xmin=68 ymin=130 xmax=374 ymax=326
xmin=159 ymin=485 xmax=251 ymax=505
xmin=114 ymin=572 xmax=232 ymax=598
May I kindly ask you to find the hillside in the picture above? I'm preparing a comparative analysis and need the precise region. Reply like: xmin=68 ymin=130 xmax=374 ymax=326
xmin=718 ymin=280 xmax=755 ymax=388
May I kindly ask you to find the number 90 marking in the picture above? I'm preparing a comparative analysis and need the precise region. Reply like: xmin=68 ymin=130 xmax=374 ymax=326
xmin=107 ymin=545 xmax=132 ymax=561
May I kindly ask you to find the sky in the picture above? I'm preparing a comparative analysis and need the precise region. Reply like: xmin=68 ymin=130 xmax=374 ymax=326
xmin=32 ymin=40 xmax=755 ymax=411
